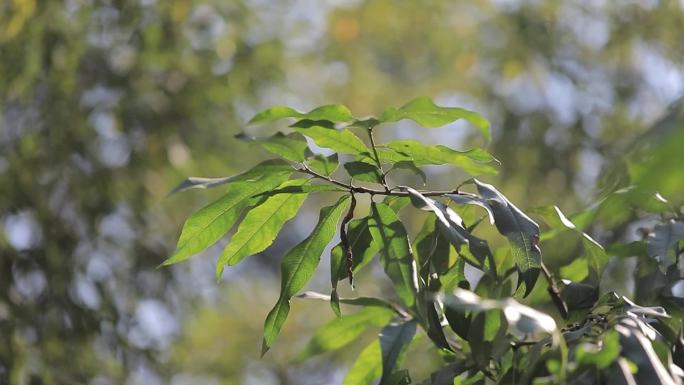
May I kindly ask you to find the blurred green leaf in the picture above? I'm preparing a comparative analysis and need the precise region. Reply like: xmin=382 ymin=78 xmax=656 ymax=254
xmin=379 ymin=96 xmax=491 ymax=143
xmin=575 ymin=330 xmax=620 ymax=369
xmin=648 ymin=220 xmax=684 ymax=263
xmin=216 ymin=179 xmax=310 ymax=277
xmin=249 ymin=104 xmax=353 ymax=124
xmin=343 ymin=340 xmax=382 ymax=385
xmin=262 ymin=195 xmax=350 ymax=355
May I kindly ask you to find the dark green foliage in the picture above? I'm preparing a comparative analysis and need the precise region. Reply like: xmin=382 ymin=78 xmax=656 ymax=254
xmin=168 ymin=98 xmax=684 ymax=384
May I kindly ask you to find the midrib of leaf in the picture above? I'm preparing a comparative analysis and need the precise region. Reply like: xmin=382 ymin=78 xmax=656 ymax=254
xmin=223 ymin=191 xmax=306 ymax=266
xmin=283 ymin=197 xmax=349 ymax=296
xmin=179 ymin=180 xmax=269 ymax=245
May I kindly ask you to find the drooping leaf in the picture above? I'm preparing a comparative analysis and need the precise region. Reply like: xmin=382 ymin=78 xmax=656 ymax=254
xmin=380 ymin=140 xmax=497 ymax=176
xmin=344 ymin=160 xmax=383 ymax=183
xmin=449 ymin=180 xmax=541 ymax=296
xmin=216 ymin=179 xmax=310 ymax=278
xmin=249 ymin=104 xmax=353 ymax=124
xmin=236 ymin=132 xmax=310 ymax=162
xmin=307 ymin=153 xmax=339 ymax=176
xmin=379 ymin=96 xmax=492 ymax=143
xmin=292 ymin=120 xmax=369 ymax=155
xmin=262 ymin=195 xmax=350 ymax=355
xmin=164 ymin=172 xmax=290 ymax=266
xmin=169 ymin=159 xmax=292 ymax=195
xmin=406 ymin=188 xmax=494 ymax=271
xmin=297 ymin=306 xmax=395 ymax=361
xmin=343 ymin=340 xmax=383 ymax=385
xmin=379 ymin=321 xmax=417 ymax=384
xmin=368 ymin=202 xmax=419 ymax=309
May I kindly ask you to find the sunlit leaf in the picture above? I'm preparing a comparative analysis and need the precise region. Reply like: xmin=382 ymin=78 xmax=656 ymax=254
xmin=169 ymin=159 xmax=292 ymax=195
xmin=249 ymin=104 xmax=353 ymax=124
xmin=216 ymin=179 xmax=310 ymax=278
xmin=368 ymin=202 xmax=419 ymax=309
xmin=381 ymin=140 xmax=497 ymax=176
xmin=296 ymin=291 xmax=396 ymax=311
xmin=262 ymin=195 xmax=350 ymax=355
xmin=292 ymin=120 xmax=369 ymax=154
xmin=164 ymin=172 xmax=290 ymax=265
xmin=343 ymin=340 xmax=382 ymax=385
xmin=297 ymin=306 xmax=394 ymax=361
xmin=236 ymin=132 xmax=310 ymax=162
xmin=379 ymin=96 xmax=491 ymax=143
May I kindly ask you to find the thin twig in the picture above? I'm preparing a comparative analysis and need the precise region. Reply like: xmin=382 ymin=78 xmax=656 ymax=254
xmin=365 ymin=125 xmax=390 ymax=192
xmin=541 ymin=262 xmax=568 ymax=319
xmin=296 ymin=164 xmax=475 ymax=198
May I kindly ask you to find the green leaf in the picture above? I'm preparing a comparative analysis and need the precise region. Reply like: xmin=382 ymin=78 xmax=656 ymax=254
xmin=164 ymin=172 xmax=290 ymax=266
xmin=449 ymin=180 xmax=541 ymax=296
xmin=169 ymin=159 xmax=292 ymax=195
xmin=379 ymin=96 xmax=492 ymax=143
xmin=256 ymin=183 xmax=344 ymax=197
xmin=249 ymin=104 xmax=353 ymax=124
xmin=262 ymin=195 xmax=350 ymax=355
xmin=307 ymin=153 xmax=339 ymax=176
xmin=405 ymin=187 xmax=494 ymax=271
xmin=297 ymin=306 xmax=394 ymax=361
xmin=379 ymin=321 xmax=417 ymax=384
xmin=344 ymin=160 xmax=383 ymax=183
xmin=331 ymin=218 xmax=379 ymax=285
xmin=389 ymin=160 xmax=427 ymax=186
xmin=648 ymin=220 xmax=684 ymax=264
xmin=368 ymin=202 xmax=419 ymax=309
xmin=216 ymin=179 xmax=310 ymax=278
xmin=343 ymin=340 xmax=382 ymax=385
xmin=532 ymin=205 xmax=607 ymax=283
xmin=381 ymin=140 xmax=497 ymax=176
xmin=296 ymin=291 xmax=396 ymax=311
xmin=292 ymin=120 xmax=370 ymax=154
xmin=236 ymin=132 xmax=310 ymax=162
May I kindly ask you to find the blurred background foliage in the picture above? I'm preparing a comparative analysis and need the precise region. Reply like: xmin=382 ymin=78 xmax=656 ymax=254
xmin=1 ymin=0 xmax=684 ymax=384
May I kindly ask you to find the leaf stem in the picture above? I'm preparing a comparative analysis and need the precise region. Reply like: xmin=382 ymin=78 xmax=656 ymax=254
xmin=296 ymin=164 xmax=475 ymax=198
xmin=366 ymin=126 xmax=391 ymax=192
xmin=541 ymin=262 xmax=568 ymax=319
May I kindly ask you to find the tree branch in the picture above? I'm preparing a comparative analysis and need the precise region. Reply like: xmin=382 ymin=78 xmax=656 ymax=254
xmin=296 ymin=164 xmax=473 ymax=198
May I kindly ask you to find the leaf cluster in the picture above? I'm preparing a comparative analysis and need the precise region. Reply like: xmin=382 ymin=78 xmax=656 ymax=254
xmin=166 ymin=98 xmax=684 ymax=384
